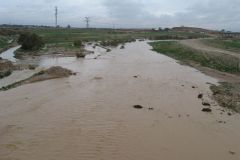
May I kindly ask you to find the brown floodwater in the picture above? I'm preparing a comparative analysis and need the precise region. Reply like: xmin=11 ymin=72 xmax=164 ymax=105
xmin=0 ymin=41 xmax=239 ymax=160
xmin=0 ymin=46 xmax=20 ymax=62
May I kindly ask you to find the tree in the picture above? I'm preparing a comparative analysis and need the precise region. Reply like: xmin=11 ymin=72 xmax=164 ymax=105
xmin=74 ymin=40 xmax=83 ymax=47
xmin=158 ymin=27 xmax=163 ymax=31
xmin=164 ymin=28 xmax=170 ymax=32
xmin=221 ymin=29 xmax=225 ymax=33
xmin=18 ymin=32 xmax=44 ymax=50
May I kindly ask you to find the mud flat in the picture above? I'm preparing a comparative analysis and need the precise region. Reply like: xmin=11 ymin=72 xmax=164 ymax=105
xmin=0 ymin=41 xmax=240 ymax=160
xmin=0 ymin=66 xmax=74 ymax=91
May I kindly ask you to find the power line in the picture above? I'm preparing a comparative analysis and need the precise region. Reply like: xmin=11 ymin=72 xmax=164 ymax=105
xmin=55 ymin=6 xmax=58 ymax=27
xmin=85 ymin=17 xmax=90 ymax=28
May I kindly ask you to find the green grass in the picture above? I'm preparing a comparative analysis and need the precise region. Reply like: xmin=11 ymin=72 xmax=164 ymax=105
xmin=0 ymin=36 xmax=9 ymax=48
xmin=150 ymin=41 xmax=240 ymax=73
xmin=2 ymin=28 xmax=207 ymax=57
xmin=202 ymin=39 xmax=240 ymax=53
xmin=0 ymin=36 xmax=17 ymax=52
xmin=25 ymin=28 xmax=207 ymax=44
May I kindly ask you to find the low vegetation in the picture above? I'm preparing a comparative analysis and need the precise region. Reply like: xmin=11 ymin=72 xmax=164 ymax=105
xmin=0 ymin=36 xmax=17 ymax=52
xmin=0 ymin=70 xmax=12 ymax=79
xmin=73 ymin=40 xmax=83 ymax=47
xmin=0 ymin=59 xmax=14 ymax=79
xmin=149 ymin=34 xmax=206 ymax=40
xmin=100 ymin=38 xmax=135 ymax=47
xmin=28 ymin=28 xmax=207 ymax=44
xmin=150 ymin=41 xmax=240 ymax=73
xmin=18 ymin=32 xmax=44 ymax=50
xmin=0 ymin=37 xmax=9 ymax=49
xmin=210 ymin=82 xmax=240 ymax=113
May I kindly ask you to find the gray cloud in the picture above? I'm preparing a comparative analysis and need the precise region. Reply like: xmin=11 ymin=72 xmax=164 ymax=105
xmin=0 ymin=0 xmax=239 ymax=31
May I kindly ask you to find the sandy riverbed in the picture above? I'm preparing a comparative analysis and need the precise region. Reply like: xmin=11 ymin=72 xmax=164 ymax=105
xmin=0 ymin=41 xmax=239 ymax=160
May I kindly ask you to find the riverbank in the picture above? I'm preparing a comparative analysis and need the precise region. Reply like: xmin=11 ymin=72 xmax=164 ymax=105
xmin=150 ymin=40 xmax=240 ymax=113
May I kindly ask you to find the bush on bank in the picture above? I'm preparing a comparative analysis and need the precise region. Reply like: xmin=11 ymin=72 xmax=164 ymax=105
xmin=18 ymin=32 xmax=44 ymax=50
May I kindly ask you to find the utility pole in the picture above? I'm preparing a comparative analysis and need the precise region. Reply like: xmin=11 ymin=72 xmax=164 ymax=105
xmin=55 ymin=6 xmax=58 ymax=27
xmin=85 ymin=17 xmax=90 ymax=28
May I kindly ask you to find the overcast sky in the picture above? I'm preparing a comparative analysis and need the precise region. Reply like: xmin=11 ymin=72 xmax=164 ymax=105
xmin=0 ymin=0 xmax=239 ymax=31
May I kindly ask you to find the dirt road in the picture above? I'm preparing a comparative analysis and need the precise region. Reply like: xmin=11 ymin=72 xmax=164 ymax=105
xmin=180 ymin=39 xmax=240 ymax=59
xmin=0 ymin=41 xmax=239 ymax=160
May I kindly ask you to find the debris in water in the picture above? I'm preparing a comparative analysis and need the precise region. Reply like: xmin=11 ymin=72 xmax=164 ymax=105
xmin=28 ymin=65 xmax=36 ymax=70
xmin=133 ymin=105 xmax=143 ymax=109
xmin=198 ymin=93 xmax=203 ymax=99
xmin=202 ymin=108 xmax=212 ymax=112
xmin=133 ymin=75 xmax=139 ymax=78
xmin=229 ymin=151 xmax=236 ymax=155
xmin=217 ymin=120 xmax=226 ymax=124
xmin=94 ymin=76 xmax=103 ymax=80
xmin=202 ymin=101 xmax=211 ymax=106
xmin=228 ymin=112 xmax=232 ymax=116
xmin=76 ymin=52 xmax=85 ymax=58
xmin=148 ymin=107 xmax=154 ymax=110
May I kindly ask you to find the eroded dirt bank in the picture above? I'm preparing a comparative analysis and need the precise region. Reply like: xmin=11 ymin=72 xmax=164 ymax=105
xmin=0 ymin=41 xmax=239 ymax=160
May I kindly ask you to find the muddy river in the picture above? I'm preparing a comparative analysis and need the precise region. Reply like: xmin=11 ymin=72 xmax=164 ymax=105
xmin=0 ymin=41 xmax=239 ymax=160
xmin=0 ymin=46 xmax=21 ymax=62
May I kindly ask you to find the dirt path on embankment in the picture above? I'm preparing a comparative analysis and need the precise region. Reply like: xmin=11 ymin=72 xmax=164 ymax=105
xmin=0 ymin=41 xmax=240 ymax=160
xmin=180 ymin=39 xmax=240 ymax=59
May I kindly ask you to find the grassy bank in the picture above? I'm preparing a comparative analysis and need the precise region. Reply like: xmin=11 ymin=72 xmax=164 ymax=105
xmin=0 ymin=36 xmax=16 ymax=52
xmin=150 ymin=41 xmax=240 ymax=73
xmin=202 ymin=39 xmax=240 ymax=53
xmin=28 ymin=28 xmax=207 ymax=44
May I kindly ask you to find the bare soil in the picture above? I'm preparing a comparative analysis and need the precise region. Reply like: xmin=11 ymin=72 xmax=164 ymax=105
xmin=180 ymin=39 xmax=240 ymax=59
xmin=1 ymin=66 xmax=74 ymax=91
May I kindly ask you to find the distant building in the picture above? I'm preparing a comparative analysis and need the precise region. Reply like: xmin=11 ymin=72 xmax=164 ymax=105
xmin=221 ymin=32 xmax=240 ymax=39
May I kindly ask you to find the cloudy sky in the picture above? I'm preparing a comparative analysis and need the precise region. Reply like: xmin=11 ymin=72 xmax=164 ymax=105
xmin=0 ymin=0 xmax=239 ymax=31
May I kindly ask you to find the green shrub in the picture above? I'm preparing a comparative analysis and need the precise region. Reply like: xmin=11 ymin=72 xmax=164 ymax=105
xmin=18 ymin=32 xmax=44 ymax=50
xmin=74 ymin=40 xmax=83 ymax=47
xmin=0 ymin=70 xmax=12 ymax=79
